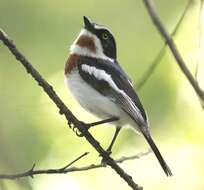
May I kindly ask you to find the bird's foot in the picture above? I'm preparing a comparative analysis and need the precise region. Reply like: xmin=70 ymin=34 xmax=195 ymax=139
xmin=71 ymin=121 xmax=88 ymax=137
xmin=71 ymin=117 xmax=119 ymax=137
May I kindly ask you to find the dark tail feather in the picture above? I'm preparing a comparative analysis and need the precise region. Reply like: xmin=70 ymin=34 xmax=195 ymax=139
xmin=141 ymin=129 xmax=172 ymax=176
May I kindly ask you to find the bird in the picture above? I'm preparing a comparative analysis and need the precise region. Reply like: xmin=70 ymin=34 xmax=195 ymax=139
xmin=64 ymin=16 xmax=172 ymax=176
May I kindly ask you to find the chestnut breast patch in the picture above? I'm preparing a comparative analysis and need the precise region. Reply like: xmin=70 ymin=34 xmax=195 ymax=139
xmin=64 ymin=54 xmax=79 ymax=75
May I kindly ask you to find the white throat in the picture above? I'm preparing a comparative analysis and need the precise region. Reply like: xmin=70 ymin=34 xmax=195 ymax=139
xmin=70 ymin=29 xmax=114 ymax=62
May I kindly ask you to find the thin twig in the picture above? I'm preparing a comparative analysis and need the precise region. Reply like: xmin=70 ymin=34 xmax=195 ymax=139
xmin=0 ymin=152 xmax=89 ymax=180
xmin=0 ymin=30 xmax=141 ymax=190
xmin=137 ymin=44 xmax=166 ymax=90
xmin=116 ymin=149 xmax=151 ymax=163
xmin=0 ymin=150 xmax=151 ymax=180
xmin=137 ymin=0 xmax=193 ymax=90
xmin=143 ymin=0 xmax=204 ymax=106
xmin=58 ymin=152 xmax=89 ymax=171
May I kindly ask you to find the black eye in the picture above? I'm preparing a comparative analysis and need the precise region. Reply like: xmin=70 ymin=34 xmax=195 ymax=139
xmin=101 ymin=33 xmax=109 ymax=40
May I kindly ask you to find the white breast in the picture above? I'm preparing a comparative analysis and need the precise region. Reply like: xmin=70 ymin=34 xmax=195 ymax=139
xmin=65 ymin=70 xmax=126 ymax=125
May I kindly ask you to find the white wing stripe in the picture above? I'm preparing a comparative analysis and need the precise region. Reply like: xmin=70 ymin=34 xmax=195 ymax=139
xmin=81 ymin=64 xmax=120 ymax=93
xmin=81 ymin=64 xmax=144 ymax=122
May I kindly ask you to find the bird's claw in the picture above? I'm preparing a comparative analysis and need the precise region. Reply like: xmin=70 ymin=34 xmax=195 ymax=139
xmin=72 ymin=126 xmax=84 ymax=137
xmin=68 ymin=120 xmax=90 ymax=137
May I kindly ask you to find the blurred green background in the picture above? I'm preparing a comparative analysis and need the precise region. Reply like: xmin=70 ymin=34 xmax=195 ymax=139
xmin=0 ymin=0 xmax=204 ymax=189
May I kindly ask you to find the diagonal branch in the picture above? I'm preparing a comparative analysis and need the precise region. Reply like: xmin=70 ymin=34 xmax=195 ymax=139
xmin=143 ymin=0 xmax=204 ymax=106
xmin=137 ymin=0 xmax=194 ymax=90
xmin=0 ymin=30 xmax=141 ymax=190
xmin=0 ymin=150 xmax=151 ymax=180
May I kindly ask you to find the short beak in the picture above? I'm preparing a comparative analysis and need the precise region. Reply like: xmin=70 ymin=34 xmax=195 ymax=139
xmin=83 ymin=16 xmax=93 ymax=31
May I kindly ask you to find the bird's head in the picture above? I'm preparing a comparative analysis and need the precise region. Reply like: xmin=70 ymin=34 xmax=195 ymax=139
xmin=70 ymin=16 xmax=117 ymax=60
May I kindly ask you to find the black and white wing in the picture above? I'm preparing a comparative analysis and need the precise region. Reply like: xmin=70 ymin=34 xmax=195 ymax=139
xmin=77 ymin=56 xmax=147 ymax=127
xmin=77 ymin=56 xmax=172 ymax=176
